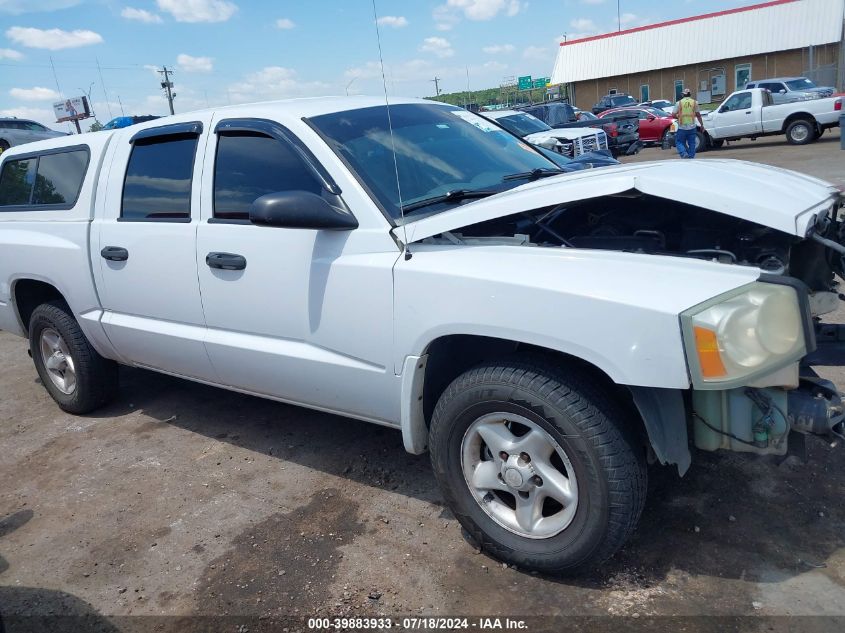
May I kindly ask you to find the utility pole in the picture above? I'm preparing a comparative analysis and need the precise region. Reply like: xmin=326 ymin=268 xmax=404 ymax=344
xmin=431 ymin=77 xmax=442 ymax=96
xmin=617 ymin=0 xmax=621 ymax=31
xmin=158 ymin=66 xmax=176 ymax=115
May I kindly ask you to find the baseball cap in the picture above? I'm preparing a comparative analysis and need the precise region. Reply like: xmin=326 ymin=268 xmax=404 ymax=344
xmin=682 ymin=88 xmax=692 ymax=96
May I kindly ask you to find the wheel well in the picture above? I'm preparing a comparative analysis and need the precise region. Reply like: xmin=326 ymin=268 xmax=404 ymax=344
xmin=422 ymin=335 xmax=648 ymax=444
xmin=782 ymin=113 xmax=816 ymax=131
xmin=12 ymin=279 xmax=65 ymax=334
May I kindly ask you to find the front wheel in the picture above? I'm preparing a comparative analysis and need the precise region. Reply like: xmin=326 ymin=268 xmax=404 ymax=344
xmin=29 ymin=300 xmax=118 ymax=414
xmin=429 ymin=357 xmax=646 ymax=575
xmin=785 ymin=119 xmax=815 ymax=145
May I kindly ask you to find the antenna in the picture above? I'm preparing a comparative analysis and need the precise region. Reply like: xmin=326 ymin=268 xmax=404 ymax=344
xmin=371 ymin=0 xmax=410 ymax=259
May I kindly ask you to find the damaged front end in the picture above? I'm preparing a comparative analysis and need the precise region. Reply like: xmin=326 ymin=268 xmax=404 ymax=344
xmin=413 ymin=174 xmax=845 ymax=458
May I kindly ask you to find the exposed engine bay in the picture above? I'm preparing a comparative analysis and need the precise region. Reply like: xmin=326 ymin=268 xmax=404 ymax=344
xmin=423 ymin=192 xmax=845 ymax=312
xmin=421 ymin=190 xmax=845 ymax=456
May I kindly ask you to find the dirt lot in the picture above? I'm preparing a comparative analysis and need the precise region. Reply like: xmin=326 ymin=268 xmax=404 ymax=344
xmin=1 ymin=132 xmax=844 ymax=632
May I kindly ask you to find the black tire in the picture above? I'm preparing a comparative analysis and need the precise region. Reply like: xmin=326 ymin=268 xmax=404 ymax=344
xmin=429 ymin=356 xmax=646 ymax=575
xmin=28 ymin=300 xmax=118 ymax=414
xmin=694 ymin=131 xmax=706 ymax=153
xmin=785 ymin=119 xmax=815 ymax=145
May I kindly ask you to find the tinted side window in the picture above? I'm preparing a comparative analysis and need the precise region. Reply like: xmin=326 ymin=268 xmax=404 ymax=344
xmin=122 ymin=135 xmax=197 ymax=220
xmin=213 ymin=132 xmax=321 ymax=220
xmin=33 ymin=151 xmax=88 ymax=205
xmin=0 ymin=158 xmax=36 ymax=206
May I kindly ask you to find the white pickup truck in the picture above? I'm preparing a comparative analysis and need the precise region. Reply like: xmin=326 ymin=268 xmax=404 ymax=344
xmin=2 ymin=97 xmax=845 ymax=574
xmin=702 ymin=87 xmax=843 ymax=147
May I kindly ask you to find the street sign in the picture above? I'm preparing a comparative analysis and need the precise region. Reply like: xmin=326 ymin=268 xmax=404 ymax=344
xmin=533 ymin=77 xmax=549 ymax=89
xmin=518 ymin=75 xmax=532 ymax=91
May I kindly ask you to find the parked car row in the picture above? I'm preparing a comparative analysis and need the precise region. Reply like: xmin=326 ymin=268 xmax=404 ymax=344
xmin=517 ymin=102 xmax=642 ymax=157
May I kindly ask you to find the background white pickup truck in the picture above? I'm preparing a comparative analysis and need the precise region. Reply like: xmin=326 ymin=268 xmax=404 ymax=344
xmin=1 ymin=97 xmax=844 ymax=575
xmin=702 ymin=87 xmax=843 ymax=147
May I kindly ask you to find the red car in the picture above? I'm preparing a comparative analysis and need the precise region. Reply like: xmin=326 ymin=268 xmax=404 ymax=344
xmin=597 ymin=107 xmax=675 ymax=144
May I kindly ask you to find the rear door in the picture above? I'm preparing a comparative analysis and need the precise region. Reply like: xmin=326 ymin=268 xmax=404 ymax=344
xmin=93 ymin=118 xmax=217 ymax=381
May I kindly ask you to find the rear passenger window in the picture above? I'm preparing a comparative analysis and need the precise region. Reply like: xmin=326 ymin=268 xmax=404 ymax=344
xmin=0 ymin=158 xmax=36 ymax=206
xmin=213 ymin=132 xmax=321 ymax=220
xmin=0 ymin=149 xmax=88 ymax=208
xmin=122 ymin=135 xmax=197 ymax=220
xmin=33 ymin=151 xmax=88 ymax=204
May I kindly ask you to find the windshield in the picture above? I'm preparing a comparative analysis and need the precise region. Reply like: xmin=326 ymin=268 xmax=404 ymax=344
xmin=785 ymin=78 xmax=816 ymax=90
xmin=645 ymin=107 xmax=668 ymax=117
xmin=309 ymin=103 xmax=557 ymax=223
xmin=496 ymin=113 xmax=551 ymax=137
xmin=612 ymin=96 xmax=637 ymax=106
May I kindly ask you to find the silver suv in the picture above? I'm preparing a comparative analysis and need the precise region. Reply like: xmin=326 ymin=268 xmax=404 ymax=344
xmin=745 ymin=77 xmax=836 ymax=103
xmin=0 ymin=118 xmax=67 ymax=152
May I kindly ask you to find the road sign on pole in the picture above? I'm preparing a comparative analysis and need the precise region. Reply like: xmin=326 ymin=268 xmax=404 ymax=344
xmin=518 ymin=75 xmax=533 ymax=91
xmin=533 ymin=77 xmax=550 ymax=89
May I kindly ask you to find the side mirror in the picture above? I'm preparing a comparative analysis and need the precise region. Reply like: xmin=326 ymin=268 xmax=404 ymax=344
xmin=647 ymin=114 xmax=656 ymax=121
xmin=250 ymin=190 xmax=358 ymax=230
xmin=719 ymin=105 xmax=729 ymax=113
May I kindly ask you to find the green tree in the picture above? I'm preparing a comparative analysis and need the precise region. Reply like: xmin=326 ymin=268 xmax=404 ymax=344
xmin=88 ymin=120 xmax=104 ymax=132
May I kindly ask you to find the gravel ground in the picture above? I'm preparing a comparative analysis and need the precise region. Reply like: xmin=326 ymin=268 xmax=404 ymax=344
xmin=1 ymin=132 xmax=844 ymax=632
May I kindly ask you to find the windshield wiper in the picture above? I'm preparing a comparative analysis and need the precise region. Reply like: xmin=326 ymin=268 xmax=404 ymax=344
xmin=401 ymin=189 xmax=497 ymax=214
xmin=503 ymin=168 xmax=565 ymax=182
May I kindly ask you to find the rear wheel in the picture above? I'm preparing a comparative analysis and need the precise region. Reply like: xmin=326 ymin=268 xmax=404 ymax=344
xmin=429 ymin=356 xmax=647 ymax=575
xmin=785 ymin=119 xmax=815 ymax=145
xmin=29 ymin=300 xmax=118 ymax=414
xmin=694 ymin=131 xmax=706 ymax=152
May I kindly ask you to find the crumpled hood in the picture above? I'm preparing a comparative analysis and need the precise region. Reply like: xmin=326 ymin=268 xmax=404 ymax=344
xmin=524 ymin=127 xmax=602 ymax=144
xmin=398 ymin=159 xmax=841 ymax=244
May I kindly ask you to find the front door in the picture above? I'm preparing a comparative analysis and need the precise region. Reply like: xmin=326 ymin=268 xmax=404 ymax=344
xmin=194 ymin=117 xmax=399 ymax=423
xmin=712 ymin=91 xmax=759 ymax=138
xmin=93 ymin=119 xmax=217 ymax=381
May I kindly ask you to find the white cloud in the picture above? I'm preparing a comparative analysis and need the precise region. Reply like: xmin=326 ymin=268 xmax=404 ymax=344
xmin=569 ymin=17 xmax=596 ymax=31
xmin=376 ymin=15 xmax=408 ymax=28
xmin=177 ymin=53 xmax=213 ymax=73
xmin=433 ymin=4 xmax=459 ymax=30
xmin=121 ymin=7 xmax=163 ymax=23
xmin=275 ymin=17 xmax=295 ymax=29
xmin=482 ymin=44 xmax=514 ymax=55
xmin=522 ymin=45 xmax=549 ymax=61
xmin=420 ymin=36 xmax=454 ymax=59
xmin=0 ymin=1 xmax=81 ymax=14
xmin=0 ymin=48 xmax=23 ymax=60
xmin=433 ymin=0 xmax=520 ymax=30
xmin=447 ymin=0 xmax=521 ymax=21
xmin=6 ymin=26 xmax=103 ymax=50
xmin=228 ymin=66 xmax=332 ymax=103
xmin=156 ymin=0 xmax=237 ymax=23
xmin=9 ymin=86 xmax=60 ymax=101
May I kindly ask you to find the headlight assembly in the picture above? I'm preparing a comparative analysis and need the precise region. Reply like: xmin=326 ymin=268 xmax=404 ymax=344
xmin=681 ymin=282 xmax=808 ymax=389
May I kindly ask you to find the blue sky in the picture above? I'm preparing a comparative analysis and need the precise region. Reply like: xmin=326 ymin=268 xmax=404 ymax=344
xmin=0 ymin=0 xmax=763 ymax=130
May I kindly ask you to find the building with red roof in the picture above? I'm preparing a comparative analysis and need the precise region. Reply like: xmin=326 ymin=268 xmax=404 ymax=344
xmin=550 ymin=0 xmax=844 ymax=109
